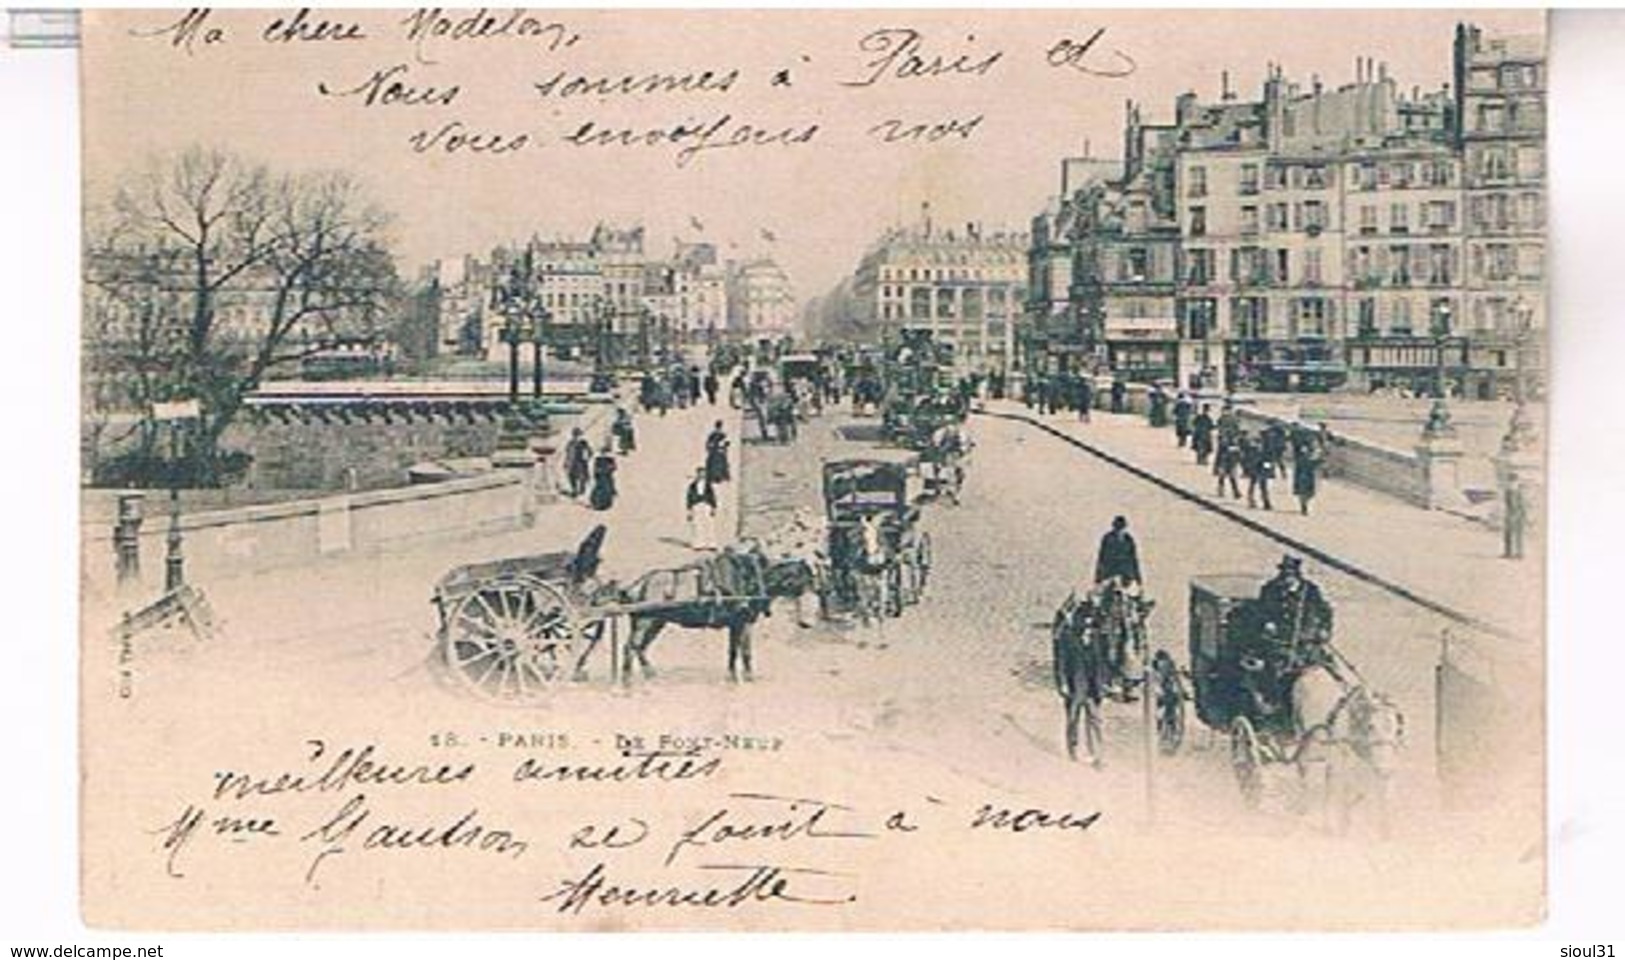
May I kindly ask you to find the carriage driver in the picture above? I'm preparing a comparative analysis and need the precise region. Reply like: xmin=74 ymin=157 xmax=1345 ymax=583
xmin=1093 ymin=516 xmax=1142 ymax=589
xmin=1257 ymin=555 xmax=1334 ymax=670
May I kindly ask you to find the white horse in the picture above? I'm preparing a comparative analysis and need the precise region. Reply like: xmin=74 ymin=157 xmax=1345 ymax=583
xmin=1291 ymin=661 xmax=1406 ymax=834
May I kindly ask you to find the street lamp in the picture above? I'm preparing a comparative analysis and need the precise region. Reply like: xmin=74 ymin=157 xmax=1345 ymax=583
xmin=492 ymin=252 xmax=543 ymax=405
xmin=1502 ymin=296 xmax=1538 ymax=454
xmin=1431 ymin=299 xmax=1454 ymax=401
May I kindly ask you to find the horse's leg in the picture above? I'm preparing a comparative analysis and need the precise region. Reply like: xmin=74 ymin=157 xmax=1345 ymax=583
xmin=736 ymin=619 xmax=755 ymax=682
xmin=1064 ymin=693 xmax=1080 ymax=761
xmin=1084 ymin=693 xmax=1104 ymax=769
xmin=632 ymin=619 xmax=663 ymax=681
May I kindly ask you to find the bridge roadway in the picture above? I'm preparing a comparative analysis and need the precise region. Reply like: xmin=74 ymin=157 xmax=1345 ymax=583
xmin=735 ymin=402 xmax=1540 ymax=832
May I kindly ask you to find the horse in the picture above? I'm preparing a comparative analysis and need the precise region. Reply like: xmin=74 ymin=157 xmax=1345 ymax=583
xmin=1092 ymin=580 xmax=1156 ymax=700
xmin=1291 ymin=659 xmax=1406 ymax=833
xmin=1052 ymin=591 xmax=1110 ymax=766
xmin=584 ymin=545 xmax=805 ymax=685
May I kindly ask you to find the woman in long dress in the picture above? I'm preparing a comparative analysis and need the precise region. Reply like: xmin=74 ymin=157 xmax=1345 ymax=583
xmin=589 ymin=451 xmax=618 ymax=511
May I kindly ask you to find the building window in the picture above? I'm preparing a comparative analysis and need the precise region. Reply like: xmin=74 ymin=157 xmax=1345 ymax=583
xmin=1303 ymin=165 xmax=1328 ymax=189
xmin=1387 ymin=298 xmax=1413 ymax=336
xmin=1274 ymin=249 xmax=1290 ymax=286
xmin=1180 ymin=298 xmax=1217 ymax=339
xmin=1266 ymin=164 xmax=1287 ymax=191
xmin=1293 ymin=298 xmax=1330 ymax=337
xmin=1390 ymin=203 xmax=1410 ymax=234
xmin=1390 ymin=244 xmax=1412 ymax=285
xmin=1233 ymin=297 xmax=1267 ymax=339
xmin=1303 ymin=249 xmax=1323 ymax=286
xmin=1427 ymin=245 xmax=1455 ymax=286
xmin=1301 ymin=200 xmax=1327 ymax=233
xmin=1518 ymin=244 xmax=1544 ymax=281
xmin=1240 ymin=164 xmax=1260 ymax=196
xmin=1425 ymin=200 xmax=1457 ymax=231
xmin=1484 ymin=244 xmax=1515 ymax=281
xmin=1186 ymin=165 xmax=1208 ymax=198
xmin=1185 ymin=249 xmax=1214 ymax=285
xmin=1356 ymin=298 xmax=1377 ymax=338
xmin=1481 ymin=146 xmax=1511 ymax=181
xmin=1189 ymin=206 xmax=1207 ymax=237
xmin=1241 ymin=206 xmax=1259 ymax=236
xmin=1267 ymin=203 xmax=1289 ymax=232
xmin=1518 ymin=192 xmax=1544 ymax=229
xmin=1355 ymin=163 xmax=1377 ymax=191
xmin=1126 ymin=247 xmax=1150 ymax=281
xmin=1477 ymin=102 xmax=1506 ymax=134
xmin=1516 ymin=145 xmax=1544 ymax=181
xmin=1360 ymin=205 xmax=1378 ymax=235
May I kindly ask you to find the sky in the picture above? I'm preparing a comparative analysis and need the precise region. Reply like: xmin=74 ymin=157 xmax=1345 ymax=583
xmin=80 ymin=9 xmax=1543 ymax=305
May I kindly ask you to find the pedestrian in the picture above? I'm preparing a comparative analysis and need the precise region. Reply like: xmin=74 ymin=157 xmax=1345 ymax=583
xmin=1262 ymin=422 xmax=1288 ymax=473
xmin=1243 ymin=435 xmax=1274 ymax=510
xmin=613 ymin=406 xmax=636 ymax=455
xmin=1173 ymin=391 xmax=1193 ymax=446
xmin=686 ymin=466 xmax=718 ymax=550
xmin=689 ymin=365 xmax=703 ymax=406
xmin=588 ymin=449 xmax=618 ymax=511
xmin=1293 ymin=444 xmax=1320 ymax=515
xmin=1111 ymin=379 xmax=1127 ymax=414
xmin=1214 ymin=434 xmax=1243 ymax=500
xmin=1192 ymin=404 xmax=1215 ymax=466
xmin=705 ymin=420 xmax=731 ymax=485
xmin=704 ymin=370 xmax=719 ymax=406
xmin=1093 ymin=515 xmax=1142 ymax=587
xmin=1502 ymin=477 xmax=1528 ymax=560
xmin=729 ymin=372 xmax=746 ymax=409
xmin=1148 ymin=386 xmax=1168 ymax=428
xmin=1077 ymin=377 xmax=1093 ymax=423
xmin=564 ymin=427 xmax=592 ymax=498
xmin=1217 ymin=401 xmax=1241 ymax=445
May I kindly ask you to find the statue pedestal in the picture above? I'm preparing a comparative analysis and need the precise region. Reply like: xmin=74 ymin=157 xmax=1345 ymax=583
xmin=1415 ymin=432 xmax=1468 ymax=512
xmin=529 ymin=441 xmax=559 ymax=505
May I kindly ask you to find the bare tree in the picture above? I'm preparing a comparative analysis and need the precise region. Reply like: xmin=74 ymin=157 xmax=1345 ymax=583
xmin=87 ymin=147 xmax=400 ymax=483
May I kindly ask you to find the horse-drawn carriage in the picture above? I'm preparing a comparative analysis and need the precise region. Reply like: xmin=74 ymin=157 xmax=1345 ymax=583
xmin=432 ymin=526 xmax=805 ymax=701
xmin=1181 ymin=573 xmax=1405 ymax=817
xmin=821 ymin=453 xmax=931 ymax=621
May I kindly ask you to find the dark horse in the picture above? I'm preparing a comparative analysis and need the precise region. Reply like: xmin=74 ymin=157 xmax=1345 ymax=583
xmin=1053 ymin=591 xmax=1109 ymax=766
xmin=600 ymin=545 xmax=808 ymax=684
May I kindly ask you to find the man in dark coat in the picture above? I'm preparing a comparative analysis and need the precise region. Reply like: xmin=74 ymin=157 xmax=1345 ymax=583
xmin=564 ymin=427 xmax=592 ymax=498
xmin=689 ymin=365 xmax=704 ymax=406
xmin=1111 ymin=379 xmax=1127 ymax=414
xmin=1093 ymin=515 xmax=1142 ymax=586
xmin=1191 ymin=404 xmax=1216 ymax=465
xmin=1214 ymin=433 xmax=1243 ymax=500
xmin=1076 ymin=377 xmax=1093 ymax=423
xmin=703 ymin=370 xmax=720 ymax=406
xmin=1293 ymin=445 xmax=1320 ymax=515
xmin=1173 ymin=392 xmax=1194 ymax=447
xmin=705 ymin=420 xmax=731 ymax=485
xmin=1257 ymin=556 xmax=1334 ymax=668
xmin=1242 ymin=435 xmax=1274 ymax=510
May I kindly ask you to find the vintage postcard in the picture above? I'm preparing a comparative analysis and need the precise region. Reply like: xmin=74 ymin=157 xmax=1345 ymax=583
xmin=79 ymin=8 xmax=1547 ymax=930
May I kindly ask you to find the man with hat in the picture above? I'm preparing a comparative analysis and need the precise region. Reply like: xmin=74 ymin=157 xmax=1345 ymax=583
xmin=1093 ymin=515 xmax=1142 ymax=588
xmin=1256 ymin=555 xmax=1333 ymax=670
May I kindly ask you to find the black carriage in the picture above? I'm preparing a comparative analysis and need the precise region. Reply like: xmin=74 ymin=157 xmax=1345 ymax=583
xmin=821 ymin=453 xmax=931 ymax=619
xmin=1185 ymin=574 xmax=1394 ymax=810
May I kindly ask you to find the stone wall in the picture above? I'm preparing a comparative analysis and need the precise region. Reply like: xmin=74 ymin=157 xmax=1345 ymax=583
xmin=82 ymin=471 xmax=535 ymax=598
xmin=227 ymin=418 xmax=505 ymax=490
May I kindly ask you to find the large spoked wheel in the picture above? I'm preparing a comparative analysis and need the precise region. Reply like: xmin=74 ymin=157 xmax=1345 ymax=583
xmin=1155 ymin=663 xmax=1186 ymax=756
xmin=443 ymin=574 xmax=579 ymax=701
xmin=1230 ymin=716 xmax=1264 ymax=809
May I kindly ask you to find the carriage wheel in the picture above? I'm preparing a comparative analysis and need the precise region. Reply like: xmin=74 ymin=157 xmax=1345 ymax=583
xmin=1156 ymin=667 xmax=1186 ymax=755
xmin=443 ymin=575 xmax=579 ymax=701
xmin=1230 ymin=716 xmax=1264 ymax=809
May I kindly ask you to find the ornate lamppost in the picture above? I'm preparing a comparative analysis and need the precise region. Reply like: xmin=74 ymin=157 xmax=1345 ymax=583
xmin=1423 ymin=298 xmax=1456 ymax=437
xmin=492 ymin=252 xmax=543 ymax=406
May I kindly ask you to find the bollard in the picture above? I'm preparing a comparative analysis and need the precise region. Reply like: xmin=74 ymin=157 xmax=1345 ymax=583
xmin=164 ymin=488 xmax=185 ymax=593
xmin=114 ymin=492 xmax=145 ymax=585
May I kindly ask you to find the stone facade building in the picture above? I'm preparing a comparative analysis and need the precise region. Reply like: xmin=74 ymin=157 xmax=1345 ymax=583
xmin=1025 ymin=22 xmax=1544 ymax=397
